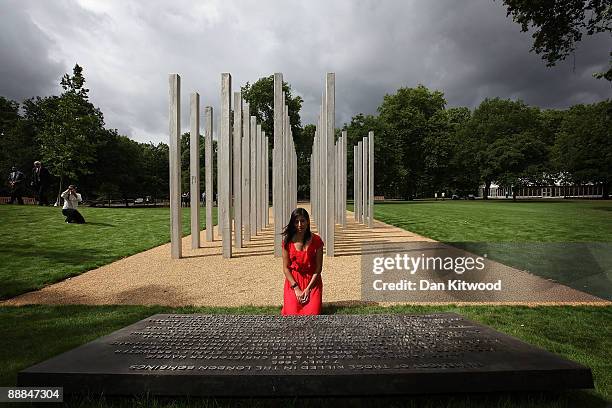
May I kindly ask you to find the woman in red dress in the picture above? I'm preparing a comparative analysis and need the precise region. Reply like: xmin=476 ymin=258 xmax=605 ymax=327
xmin=281 ymin=208 xmax=324 ymax=315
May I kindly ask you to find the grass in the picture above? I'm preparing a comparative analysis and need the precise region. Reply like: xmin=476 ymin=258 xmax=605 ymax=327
xmin=0 ymin=304 xmax=610 ymax=407
xmin=0 ymin=205 xmax=217 ymax=300
xmin=368 ymin=199 xmax=612 ymax=243
xmin=355 ymin=200 xmax=612 ymax=300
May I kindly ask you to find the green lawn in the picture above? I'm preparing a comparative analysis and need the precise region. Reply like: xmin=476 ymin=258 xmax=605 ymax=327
xmin=357 ymin=200 xmax=612 ymax=300
xmin=369 ymin=200 xmax=612 ymax=242
xmin=0 ymin=205 xmax=217 ymax=300
xmin=1 ymin=304 xmax=610 ymax=407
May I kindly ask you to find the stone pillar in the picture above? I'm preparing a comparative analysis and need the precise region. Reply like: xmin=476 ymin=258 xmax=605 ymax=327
xmin=311 ymin=135 xmax=316 ymax=226
xmin=250 ymin=117 xmax=258 ymax=237
xmin=341 ymin=130 xmax=347 ymax=228
xmin=169 ymin=74 xmax=181 ymax=259
xmin=338 ymin=138 xmax=342 ymax=224
xmin=283 ymin=104 xmax=289 ymax=225
xmin=233 ymin=92 xmax=243 ymax=248
xmin=362 ymin=136 xmax=368 ymax=225
xmin=334 ymin=141 xmax=337 ymax=223
xmin=313 ymin=137 xmax=317 ymax=225
xmin=290 ymin=145 xmax=293 ymax=210
xmin=339 ymin=139 xmax=343 ymax=223
xmin=356 ymin=141 xmax=362 ymax=223
xmin=273 ymin=73 xmax=283 ymax=256
xmin=242 ymin=103 xmax=251 ymax=242
xmin=257 ymin=125 xmax=263 ymax=233
xmin=219 ymin=73 xmax=232 ymax=258
xmin=314 ymin=134 xmax=317 ymax=225
xmin=190 ymin=92 xmax=200 ymax=250
xmin=368 ymin=131 xmax=374 ymax=228
xmin=260 ymin=130 xmax=266 ymax=231
xmin=353 ymin=145 xmax=357 ymax=221
xmin=289 ymin=132 xmax=294 ymax=213
xmin=325 ymin=73 xmax=335 ymax=256
xmin=319 ymin=101 xmax=326 ymax=245
xmin=265 ymin=135 xmax=269 ymax=227
xmin=339 ymin=136 xmax=342 ymax=224
xmin=205 ymin=107 xmax=213 ymax=241
xmin=272 ymin=145 xmax=276 ymax=225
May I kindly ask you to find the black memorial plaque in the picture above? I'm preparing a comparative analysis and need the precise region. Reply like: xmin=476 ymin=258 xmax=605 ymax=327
xmin=18 ymin=313 xmax=593 ymax=396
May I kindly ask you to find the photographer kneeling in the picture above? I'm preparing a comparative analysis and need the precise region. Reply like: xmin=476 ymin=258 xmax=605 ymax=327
xmin=61 ymin=185 xmax=85 ymax=224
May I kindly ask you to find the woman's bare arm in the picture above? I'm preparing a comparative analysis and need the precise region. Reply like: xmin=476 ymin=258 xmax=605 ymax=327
xmin=304 ymin=246 xmax=323 ymax=293
xmin=282 ymin=243 xmax=303 ymax=298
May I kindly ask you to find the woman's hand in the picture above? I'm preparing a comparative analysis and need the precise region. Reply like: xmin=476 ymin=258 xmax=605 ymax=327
xmin=299 ymin=287 xmax=310 ymax=304
xmin=293 ymin=286 xmax=304 ymax=302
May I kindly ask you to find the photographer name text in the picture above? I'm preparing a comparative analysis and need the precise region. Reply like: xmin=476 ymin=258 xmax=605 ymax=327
xmin=372 ymin=279 xmax=502 ymax=291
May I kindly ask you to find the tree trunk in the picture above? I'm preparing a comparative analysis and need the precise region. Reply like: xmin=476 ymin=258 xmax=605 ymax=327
xmin=483 ymin=180 xmax=491 ymax=200
xmin=603 ymin=182 xmax=610 ymax=199
xmin=55 ymin=174 xmax=63 ymax=207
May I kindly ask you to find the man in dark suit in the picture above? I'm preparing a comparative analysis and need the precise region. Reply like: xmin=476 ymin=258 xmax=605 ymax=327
xmin=8 ymin=166 xmax=25 ymax=204
xmin=31 ymin=161 xmax=51 ymax=205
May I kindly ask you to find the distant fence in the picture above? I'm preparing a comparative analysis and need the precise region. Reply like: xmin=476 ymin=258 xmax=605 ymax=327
xmin=87 ymin=198 xmax=171 ymax=207
xmin=0 ymin=196 xmax=36 ymax=204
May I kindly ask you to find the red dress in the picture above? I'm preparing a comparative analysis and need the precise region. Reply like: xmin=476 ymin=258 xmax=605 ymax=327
xmin=281 ymin=233 xmax=324 ymax=315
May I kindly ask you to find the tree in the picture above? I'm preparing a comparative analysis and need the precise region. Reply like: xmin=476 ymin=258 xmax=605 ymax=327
xmin=503 ymin=0 xmax=612 ymax=80
xmin=242 ymin=75 xmax=304 ymax=197
xmin=0 ymin=97 xmax=39 ymax=194
xmin=141 ymin=142 xmax=169 ymax=203
xmin=343 ymin=113 xmax=396 ymax=199
xmin=425 ymin=107 xmax=479 ymax=196
xmin=241 ymin=75 xmax=303 ymax=137
xmin=84 ymin=130 xmax=144 ymax=205
xmin=24 ymin=64 xmax=106 ymax=203
xmin=552 ymin=100 xmax=612 ymax=198
xmin=465 ymin=98 xmax=546 ymax=199
xmin=377 ymin=85 xmax=447 ymax=199
xmin=297 ymin=124 xmax=316 ymax=199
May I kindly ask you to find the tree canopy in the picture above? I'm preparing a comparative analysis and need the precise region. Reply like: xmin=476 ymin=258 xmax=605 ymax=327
xmin=241 ymin=75 xmax=303 ymax=138
xmin=23 ymin=64 xmax=107 ymax=200
xmin=502 ymin=0 xmax=612 ymax=80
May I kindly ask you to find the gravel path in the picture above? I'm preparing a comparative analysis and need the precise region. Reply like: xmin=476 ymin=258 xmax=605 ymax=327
xmin=3 ymin=205 xmax=608 ymax=307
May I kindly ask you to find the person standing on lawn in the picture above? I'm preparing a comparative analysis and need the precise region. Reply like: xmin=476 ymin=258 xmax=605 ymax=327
xmin=8 ymin=166 xmax=25 ymax=205
xmin=31 ymin=161 xmax=51 ymax=206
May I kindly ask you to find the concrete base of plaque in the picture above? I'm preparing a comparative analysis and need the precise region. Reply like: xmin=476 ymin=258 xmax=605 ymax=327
xmin=19 ymin=313 xmax=593 ymax=396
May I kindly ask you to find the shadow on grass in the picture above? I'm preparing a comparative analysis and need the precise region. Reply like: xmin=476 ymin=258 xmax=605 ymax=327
xmin=452 ymin=242 xmax=612 ymax=301
xmin=83 ymin=221 xmax=116 ymax=227
xmin=0 ymin=243 xmax=110 ymax=265
xmin=0 ymin=243 xmax=111 ymax=299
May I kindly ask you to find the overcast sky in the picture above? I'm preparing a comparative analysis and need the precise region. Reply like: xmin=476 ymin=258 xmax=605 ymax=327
xmin=1 ymin=0 xmax=610 ymax=144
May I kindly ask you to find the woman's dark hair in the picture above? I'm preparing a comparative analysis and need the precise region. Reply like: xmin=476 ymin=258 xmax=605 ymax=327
xmin=282 ymin=208 xmax=312 ymax=249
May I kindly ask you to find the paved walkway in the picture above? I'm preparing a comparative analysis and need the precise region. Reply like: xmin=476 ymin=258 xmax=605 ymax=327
xmin=3 ymin=204 xmax=608 ymax=307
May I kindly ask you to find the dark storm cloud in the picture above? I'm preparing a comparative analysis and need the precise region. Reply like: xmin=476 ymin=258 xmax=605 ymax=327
xmin=0 ymin=0 xmax=609 ymax=143
xmin=0 ymin=3 xmax=64 ymax=102
xmin=325 ymin=0 xmax=611 ymax=127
